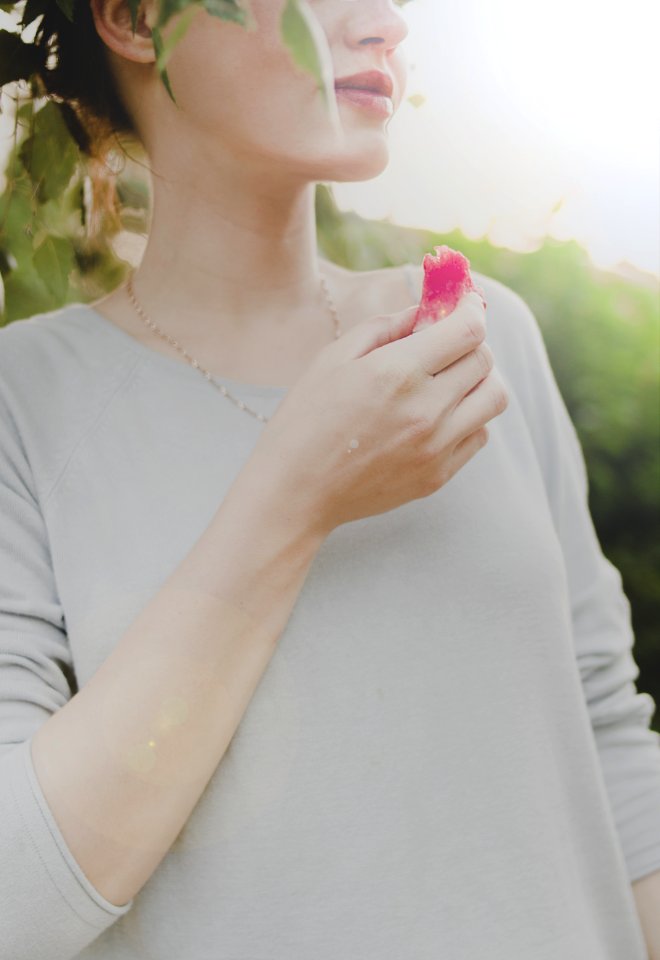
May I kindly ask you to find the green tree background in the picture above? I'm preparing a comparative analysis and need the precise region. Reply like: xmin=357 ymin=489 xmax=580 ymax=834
xmin=1 ymin=0 xmax=658 ymax=731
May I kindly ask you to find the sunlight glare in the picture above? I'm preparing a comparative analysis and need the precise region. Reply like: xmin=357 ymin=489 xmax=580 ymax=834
xmin=467 ymin=0 xmax=660 ymax=169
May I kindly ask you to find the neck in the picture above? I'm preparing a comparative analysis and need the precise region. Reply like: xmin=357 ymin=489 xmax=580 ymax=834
xmin=129 ymin=167 xmax=329 ymax=338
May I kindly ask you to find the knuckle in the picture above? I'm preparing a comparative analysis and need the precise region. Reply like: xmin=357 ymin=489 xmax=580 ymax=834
xmin=461 ymin=302 xmax=487 ymax=344
xmin=431 ymin=461 xmax=452 ymax=493
xmin=488 ymin=373 xmax=510 ymax=415
xmin=419 ymin=469 xmax=442 ymax=498
xmin=474 ymin=343 xmax=494 ymax=378
xmin=421 ymin=478 xmax=440 ymax=499
xmin=406 ymin=409 xmax=435 ymax=444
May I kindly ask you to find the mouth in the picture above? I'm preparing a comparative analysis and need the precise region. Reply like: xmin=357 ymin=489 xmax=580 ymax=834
xmin=332 ymin=70 xmax=395 ymax=119
xmin=333 ymin=70 xmax=394 ymax=99
xmin=333 ymin=86 xmax=394 ymax=119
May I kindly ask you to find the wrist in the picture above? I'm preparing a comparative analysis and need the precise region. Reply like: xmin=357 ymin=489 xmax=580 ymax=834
xmin=224 ymin=453 xmax=329 ymax=556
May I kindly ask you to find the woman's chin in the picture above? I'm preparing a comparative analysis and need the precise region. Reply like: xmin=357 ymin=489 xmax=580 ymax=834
xmin=328 ymin=156 xmax=389 ymax=184
xmin=328 ymin=138 xmax=390 ymax=182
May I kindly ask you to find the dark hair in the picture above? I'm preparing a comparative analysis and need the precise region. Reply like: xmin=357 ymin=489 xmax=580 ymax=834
xmin=33 ymin=0 xmax=139 ymax=160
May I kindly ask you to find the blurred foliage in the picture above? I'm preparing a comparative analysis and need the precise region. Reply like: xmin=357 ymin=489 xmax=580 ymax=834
xmin=0 ymin=101 xmax=658 ymax=729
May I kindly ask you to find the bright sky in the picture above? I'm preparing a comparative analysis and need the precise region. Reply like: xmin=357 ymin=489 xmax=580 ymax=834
xmin=333 ymin=0 xmax=660 ymax=278
xmin=1 ymin=0 xmax=658 ymax=278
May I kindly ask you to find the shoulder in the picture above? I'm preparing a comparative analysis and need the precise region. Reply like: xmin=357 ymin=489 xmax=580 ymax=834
xmin=0 ymin=300 xmax=145 ymax=382
xmin=1 ymin=302 xmax=109 ymax=370
xmin=0 ymin=302 xmax=140 ymax=417
xmin=307 ymin=259 xmax=410 ymax=341
xmin=0 ymin=304 xmax=141 ymax=502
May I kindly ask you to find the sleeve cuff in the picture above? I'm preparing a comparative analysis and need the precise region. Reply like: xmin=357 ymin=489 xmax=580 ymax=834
xmin=9 ymin=737 xmax=134 ymax=926
xmin=593 ymin=718 xmax=660 ymax=885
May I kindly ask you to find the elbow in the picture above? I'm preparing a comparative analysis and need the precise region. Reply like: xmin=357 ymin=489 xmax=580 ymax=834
xmin=632 ymin=870 xmax=660 ymax=960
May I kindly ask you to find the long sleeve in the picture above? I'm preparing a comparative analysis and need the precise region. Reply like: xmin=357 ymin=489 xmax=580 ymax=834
xmin=0 ymin=384 xmax=133 ymax=960
xmin=502 ymin=287 xmax=660 ymax=885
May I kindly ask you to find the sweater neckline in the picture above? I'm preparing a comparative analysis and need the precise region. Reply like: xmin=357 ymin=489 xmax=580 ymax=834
xmin=75 ymin=303 xmax=290 ymax=399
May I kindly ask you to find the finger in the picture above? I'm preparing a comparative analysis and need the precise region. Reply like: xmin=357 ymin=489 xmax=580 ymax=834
xmin=453 ymin=425 xmax=490 ymax=461
xmin=449 ymin=368 xmax=510 ymax=442
xmin=436 ymin=342 xmax=495 ymax=410
xmin=333 ymin=305 xmax=420 ymax=363
xmin=384 ymin=290 xmax=487 ymax=377
xmin=446 ymin=426 xmax=490 ymax=476
xmin=412 ymin=288 xmax=486 ymax=332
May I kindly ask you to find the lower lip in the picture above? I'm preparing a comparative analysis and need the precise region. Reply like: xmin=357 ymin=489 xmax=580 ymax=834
xmin=334 ymin=86 xmax=393 ymax=118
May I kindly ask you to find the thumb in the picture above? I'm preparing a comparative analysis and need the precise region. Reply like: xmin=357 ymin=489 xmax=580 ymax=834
xmin=334 ymin=304 xmax=421 ymax=362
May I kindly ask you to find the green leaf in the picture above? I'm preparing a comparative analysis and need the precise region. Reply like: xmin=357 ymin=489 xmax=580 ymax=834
xmin=154 ymin=0 xmax=250 ymax=31
xmin=126 ymin=0 xmax=139 ymax=34
xmin=199 ymin=0 xmax=249 ymax=28
xmin=0 ymin=185 xmax=35 ymax=267
xmin=32 ymin=233 xmax=75 ymax=302
xmin=53 ymin=0 xmax=76 ymax=22
xmin=156 ymin=0 xmax=197 ymax=29
xmin=280 ymin=0 xmax=322 ymax=90
xmin=40 ymin=181 xmax=84 ymax=235
xmin=16 ymin=101 xmax=33 ymax=122
xmin=154 ymin=2 xmax=200 ymax=73
xmin=280 ymin=0 xmax=341 ymax=133
xmin=150 ymin=0 xmax=254 ymax=110
xmin=18 ymin=101 xmax=79 ymax=203
xmin=150 ymin=25 xmax=178 ymax=106
xmin=1 ymin=262 xmax=53 ymax=323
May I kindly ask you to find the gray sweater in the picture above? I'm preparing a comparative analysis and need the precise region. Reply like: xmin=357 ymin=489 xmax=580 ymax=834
xmin=1 ymin=265 xmax=659 ymax=959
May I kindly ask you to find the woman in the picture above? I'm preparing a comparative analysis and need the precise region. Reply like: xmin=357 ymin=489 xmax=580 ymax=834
xmin=1 ymin=1 xmax=659 ymax=957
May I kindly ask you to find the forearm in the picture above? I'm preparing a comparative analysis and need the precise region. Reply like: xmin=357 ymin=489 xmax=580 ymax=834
xmin=30 ymin=462 xmax=324 ymax=908
xmin=632 ymin=870 xmax=660 ymax=960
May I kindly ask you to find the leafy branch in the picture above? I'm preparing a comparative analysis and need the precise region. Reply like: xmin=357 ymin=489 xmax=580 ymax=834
xmin=0 ymin=0 xmax=335 ymax=112
xmin=0 ymin=0 xmax=339 ymax=318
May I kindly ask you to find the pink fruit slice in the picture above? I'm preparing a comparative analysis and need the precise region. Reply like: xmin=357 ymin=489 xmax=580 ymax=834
xmin=412 ymin=245 xmax=487 ymax=333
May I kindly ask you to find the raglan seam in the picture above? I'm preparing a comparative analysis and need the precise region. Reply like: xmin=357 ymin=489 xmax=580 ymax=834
xmin=0 ymin=378 xmax=41 ymax=509
xmin=42 ymin=353 xmax=144 ymax=508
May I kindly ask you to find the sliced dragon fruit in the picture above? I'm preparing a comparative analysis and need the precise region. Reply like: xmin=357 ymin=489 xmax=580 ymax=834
xmin=412 ymin=245 xmax=487 ymax=333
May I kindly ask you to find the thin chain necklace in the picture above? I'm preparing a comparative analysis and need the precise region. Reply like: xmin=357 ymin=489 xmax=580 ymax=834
xmin=125 ymin=267 xmax=342 ymax=424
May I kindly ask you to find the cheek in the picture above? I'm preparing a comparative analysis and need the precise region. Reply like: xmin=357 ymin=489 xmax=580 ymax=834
xmin=188 ymin=63 xmax=318 ymax=157
xmin=252 ymin=0 xmax=289 ymax=42
xmin=161 ymin=4 xmax=331 ymax=148
xmin=164 ymin=15 xmax=283 ymax=119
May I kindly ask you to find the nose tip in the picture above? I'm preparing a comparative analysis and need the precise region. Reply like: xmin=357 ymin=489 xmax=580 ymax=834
xmin=343 ymin=0 xmax=410 ymax=49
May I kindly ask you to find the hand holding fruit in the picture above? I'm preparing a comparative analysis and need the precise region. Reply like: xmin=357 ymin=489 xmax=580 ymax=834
xmin=244 ymin=250 xmax=509 ymax=540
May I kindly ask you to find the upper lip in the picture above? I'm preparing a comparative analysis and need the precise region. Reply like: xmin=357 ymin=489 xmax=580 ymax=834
xmin=334 ymin=70 xmax=394 ymax=99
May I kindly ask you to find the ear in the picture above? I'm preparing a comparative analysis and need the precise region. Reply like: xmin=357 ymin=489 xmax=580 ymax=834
xmin=89 ymin=0 xmax=159 ymax=64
